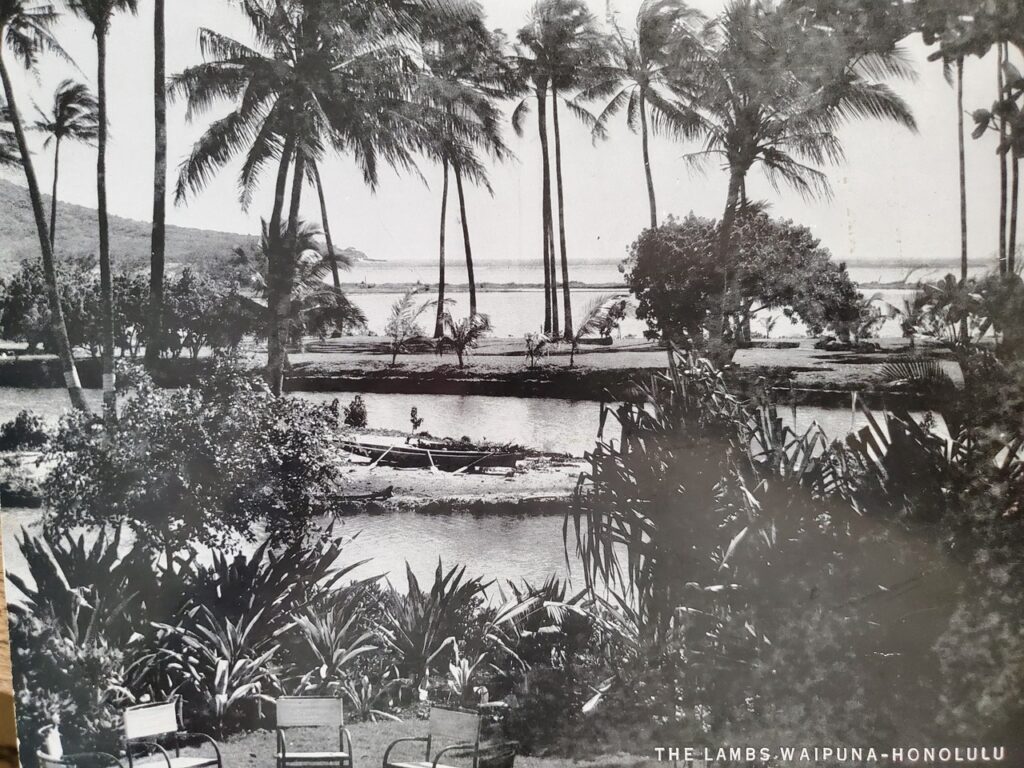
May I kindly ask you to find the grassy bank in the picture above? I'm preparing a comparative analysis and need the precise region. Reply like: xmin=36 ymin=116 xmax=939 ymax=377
xmin=0 ymin=337 xmax=957 ymax=404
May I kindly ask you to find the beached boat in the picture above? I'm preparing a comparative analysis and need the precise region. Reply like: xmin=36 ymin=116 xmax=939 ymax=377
xmin=340 ymin=439 xmax=523 ymax=471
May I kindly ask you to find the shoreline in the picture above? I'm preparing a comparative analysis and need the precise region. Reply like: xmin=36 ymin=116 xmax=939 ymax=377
xmin=0 ymin=337 xmax=955 ymax=406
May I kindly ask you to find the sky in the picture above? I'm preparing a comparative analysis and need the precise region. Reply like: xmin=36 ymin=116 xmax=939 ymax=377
xmin=0 ymin=0 xmax=1015 ymax=269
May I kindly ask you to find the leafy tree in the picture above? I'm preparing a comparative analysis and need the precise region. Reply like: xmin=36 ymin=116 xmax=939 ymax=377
xmin=66 ymin=0 xmax=140 ymax=422
xmin=43 ymin=363 xmax=347 ymax=562
xmin=624 ymin=212 xmax=860 ymax=344
xmin=582 ymin=0 xmax=704 ymax=228
xmin=0 ymin=0 xmax=88 ymax=411
xmin=435 ymin=312 xmax=491 ymax=368
xmin=0 ymin=258 xmax=50 ymax=351
xmin=29 ymin=79 xmax=99 ymax=250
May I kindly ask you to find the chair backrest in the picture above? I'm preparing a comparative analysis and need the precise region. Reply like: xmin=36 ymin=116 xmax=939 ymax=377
xmin=37 ymin=726 xmax=64 ymax=768
xmin=276 ymin=697 xmax=345 ymax=729
xmin=124 ymin=701 xmax=179 ymax=741
xmin=428 ymin=706 xmax=480 ymax=756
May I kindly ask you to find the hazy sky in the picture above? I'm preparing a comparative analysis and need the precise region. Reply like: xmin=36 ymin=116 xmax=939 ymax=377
xmin=1 ymin=0 xmax=1014 ymax=268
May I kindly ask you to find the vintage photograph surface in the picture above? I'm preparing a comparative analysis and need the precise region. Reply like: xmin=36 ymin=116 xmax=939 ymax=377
xmin=0 ymin=0 xmax=1022 ymax=765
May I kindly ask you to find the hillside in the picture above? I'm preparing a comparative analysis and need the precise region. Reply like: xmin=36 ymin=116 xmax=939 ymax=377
xmin=0 ymin=177 xmax=258 ymax=275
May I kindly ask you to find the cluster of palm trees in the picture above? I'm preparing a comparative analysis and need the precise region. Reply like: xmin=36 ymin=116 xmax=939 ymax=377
xmin=2 ymin=0 xmax=1003 ymax=407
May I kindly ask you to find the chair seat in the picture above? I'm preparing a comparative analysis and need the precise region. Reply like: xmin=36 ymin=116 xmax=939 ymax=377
xmin=278 ymin=752 xmax=351 ymax=762
xmin=135 ymin=758 xmax=218 ymax=768
xmin=388 ymin=761 xmax=458 ymax=768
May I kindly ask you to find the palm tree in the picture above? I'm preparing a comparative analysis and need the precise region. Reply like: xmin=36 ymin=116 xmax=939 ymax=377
xmin=422 ymin=13 xmax=510 ymax=321
xmin=144 ymin=0 xmax=166 ymax=365
xmin=173 ymin=0 xmax=450 ymax=395
xmin=435 ymin=312 xmax=491 ymax=368
xmin=582 ymin=0 xmax=704 ymax=228
xmin=66 ymin=0 xmax=139 ymax=422
xmin=681 ymin=0 xmax=917 ymax=359
xmin=30 ymin=79 xmax=98 ymax=251
xmin=516 ymin=0 xmax=606 ymax=340
xmin=237 ymin=218 xmax=366 ymax=344
xmin=0 ymin=0 xmax=88 ymax=412
xmin=567 ymin=294 xmax=629 ymax=367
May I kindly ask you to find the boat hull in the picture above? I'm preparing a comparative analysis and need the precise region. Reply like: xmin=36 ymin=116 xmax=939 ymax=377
xmin=340 ymin=440 xmax=522 ymax=471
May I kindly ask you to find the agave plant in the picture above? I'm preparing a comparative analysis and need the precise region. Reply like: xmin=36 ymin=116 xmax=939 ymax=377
xmin=286 ymin=583 xmax=380 ymax=695
xmin=190 ymin=532 xmax=358 ymax=645
xmin=378 ymin=561 xmax=489 ymax=685
xmin=152 ymin=605 xmax=281 ymax=737
xmin=9 ymin=527 xmax=154 ymax=645
xmin=446 ymin=641 xmax=487 ymax=706
xmin=341 ymin=667 xmax=403 ymax=723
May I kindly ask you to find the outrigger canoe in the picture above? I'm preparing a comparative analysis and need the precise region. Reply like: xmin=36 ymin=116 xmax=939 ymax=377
xmin=340 ymin=439 xmax=523 ymax=472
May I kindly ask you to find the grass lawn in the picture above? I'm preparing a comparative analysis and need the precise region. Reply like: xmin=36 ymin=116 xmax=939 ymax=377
xmin=182 ymin=719 xmax=657 ymax=768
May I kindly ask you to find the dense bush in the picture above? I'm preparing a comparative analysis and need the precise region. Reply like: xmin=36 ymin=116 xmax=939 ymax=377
xmin=623 ymin=212 xmax=860 ymax=345
xmin=43 ymin=361 xmax=346 ymax=555
xmin=0 ymin=410 xmax=49 ymax=451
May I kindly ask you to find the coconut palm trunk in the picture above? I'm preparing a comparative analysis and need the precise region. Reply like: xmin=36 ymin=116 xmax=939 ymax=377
xmin=96 ymin=28 xmax=117 ymax=420
xmin=145 ymin=0 xmax=166 ymax=365
xmin=265 ymin=136 xmax=295 ymax=395
xmin=957 ymin=57 xmax=967 ymax=283
xmin=434 ymin=158 xmax=450 ymax=339
xmin=998 ymin=44 xmax=1008 ymax=275
xmin=957 ymin=56 xmax=969 ymax=341
xmin=452 ymin=161 xmax=477 ymax=317
xmin=49 ymin=136 xmax=61 ymax=250
xmin=1011 ymin=158 xmax=1019 ymax=272
xmin=537 ymin=83 xmax=553 ymax=335
xmin=639 ymin=90 xmax=657 ymax=229
xmin=0 ymin=52 xmax=88 ymax=412
xmin=311 ymin=162 xmax=341 ymax=290
xmin=550 ymin=86 xmax=573 ymax=340
xmin=709 ymin=164 xmax=745 ymax=362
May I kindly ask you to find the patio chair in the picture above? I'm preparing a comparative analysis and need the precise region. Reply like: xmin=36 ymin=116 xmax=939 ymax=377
xmin=37 ymin=725 xmax=125 ymax=768
xmin=123 ymin=700 xmax=222 ymax=768
xmin=382 ymin=705 xmax=517 ymax=768
xmin=275 ymin=696 xmax=353 ymax=768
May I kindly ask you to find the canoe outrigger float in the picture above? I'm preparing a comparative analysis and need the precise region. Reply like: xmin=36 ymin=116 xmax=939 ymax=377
xmin=339 ymin=439 xmax=524 ymax=472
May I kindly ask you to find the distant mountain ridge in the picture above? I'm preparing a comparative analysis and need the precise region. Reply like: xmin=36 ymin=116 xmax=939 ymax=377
xmin=0 ymin=177 xmax=255 ymax=275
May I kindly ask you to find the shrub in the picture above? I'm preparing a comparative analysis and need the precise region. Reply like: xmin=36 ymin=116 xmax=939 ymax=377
xmin=343 ymin=395 xmax=368 ymax=428
xmin=43 ymin=361 xmax=346 ymax=556
xmin=0 ymin=410 xmax=49 ymax=452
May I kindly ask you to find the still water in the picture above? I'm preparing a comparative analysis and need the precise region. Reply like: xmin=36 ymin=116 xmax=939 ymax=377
xmin=345 ymin=286 xmax=923 ymax=338
xmin=0 ymin=389 xmax=931 ymax=459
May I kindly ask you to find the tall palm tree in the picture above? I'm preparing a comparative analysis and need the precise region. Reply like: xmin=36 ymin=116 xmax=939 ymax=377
xmin=419 ymin=10 xmax=508 ymax=335
xmin=422 ymin=13 xmax=510 ymax=320
xmin=67 ymin=0 xmax=139 ymax=422
xmin=31 ymin=79 xmax=99 ymax=250
xmin=516 ymin=0 xmax=606 ymax=340
xmin=0 ymin=0 xmax=88 ymax=412
xmin=144 ymin=0 xmax=166 ymax=365
xmin=173 ymin=0 xmax=471 ymax=394
xmin=582 ymin=0 xmax=704 ymax=229
xmin=680 ymin=0 xmax=918 ymax=359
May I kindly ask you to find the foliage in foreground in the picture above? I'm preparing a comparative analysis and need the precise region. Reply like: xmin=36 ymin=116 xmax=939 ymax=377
xmin=42 ymin=361 xmax=346 ymax=556
xmin=570 ymin=347 xmax=1024 ymax=748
